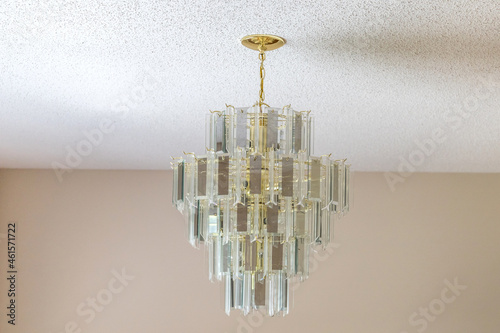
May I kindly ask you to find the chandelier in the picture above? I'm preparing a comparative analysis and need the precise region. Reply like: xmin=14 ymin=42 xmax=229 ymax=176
xmin=172 ymin=34 xmax=351 ymax=316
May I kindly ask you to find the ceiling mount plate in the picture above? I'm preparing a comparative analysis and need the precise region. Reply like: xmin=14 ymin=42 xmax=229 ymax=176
xmin=241 ymin=34 xmax=286 ymax=51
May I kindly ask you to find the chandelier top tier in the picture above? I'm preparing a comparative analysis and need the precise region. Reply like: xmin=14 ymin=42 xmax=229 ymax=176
xmin=172 ymin=34 xmax=351 ymax=317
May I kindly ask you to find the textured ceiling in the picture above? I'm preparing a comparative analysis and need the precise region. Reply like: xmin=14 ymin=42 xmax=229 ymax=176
xmin=1 ymin=0 xmax=499 ymax=172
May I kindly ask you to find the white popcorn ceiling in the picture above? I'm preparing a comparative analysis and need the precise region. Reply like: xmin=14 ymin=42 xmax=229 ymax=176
xmin=1 ymin=0 xmax=499 ymax=172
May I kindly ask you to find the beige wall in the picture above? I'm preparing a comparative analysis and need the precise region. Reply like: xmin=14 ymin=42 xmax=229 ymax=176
xmin=0 ymin=169 xmax=499 ymax=333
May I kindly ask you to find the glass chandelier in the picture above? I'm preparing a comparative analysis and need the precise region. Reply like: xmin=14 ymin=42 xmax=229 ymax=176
xmin=172 ymin=34 xmax=350 ymax=316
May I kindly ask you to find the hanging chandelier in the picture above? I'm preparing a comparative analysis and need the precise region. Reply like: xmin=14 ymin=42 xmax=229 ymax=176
xmin=172 ymin=34 xmax=351 ymax=316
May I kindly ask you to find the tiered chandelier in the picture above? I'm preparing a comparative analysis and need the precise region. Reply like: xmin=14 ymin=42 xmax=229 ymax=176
xmin=172 ymin=34 xmax=350 ymax=316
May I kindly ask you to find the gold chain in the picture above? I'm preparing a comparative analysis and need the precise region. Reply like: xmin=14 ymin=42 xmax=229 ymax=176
xmin=258 ymin=44 xmax=266 ymax=106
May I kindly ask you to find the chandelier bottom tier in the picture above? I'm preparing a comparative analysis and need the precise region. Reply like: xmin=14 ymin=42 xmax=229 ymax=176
xmin=172 ymin=104 xmax=350 ymax=316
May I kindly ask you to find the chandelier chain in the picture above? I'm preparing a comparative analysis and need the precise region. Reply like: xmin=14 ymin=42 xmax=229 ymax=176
xmin=258 ymin=46 xmax=266 ymax=106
